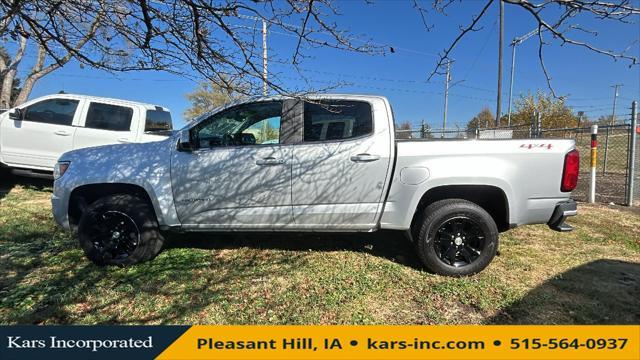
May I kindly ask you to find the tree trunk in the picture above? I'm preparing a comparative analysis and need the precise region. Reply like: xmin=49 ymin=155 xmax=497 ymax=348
xmin=0 ymin=33 xmax=27 ymax=107
xmin=0 ymin=69 xmax=15 ymax=108
xmin=11 ymin=43 xmax=46 ymax=107
xmin=3 ymin=13 xmax=102 ymax=107
xmin=13 ymin=74 xmax=39 ymax=106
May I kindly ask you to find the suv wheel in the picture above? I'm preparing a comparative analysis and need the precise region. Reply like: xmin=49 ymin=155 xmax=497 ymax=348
xmin=416 ymin=199 xmax=498 ymax=276
xmin=78 ymin=194 xmax=165 ymax=266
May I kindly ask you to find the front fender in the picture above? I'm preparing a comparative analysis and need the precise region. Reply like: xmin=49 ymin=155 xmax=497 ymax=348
xmin=55 ymin=139 xmax=179 ymax=227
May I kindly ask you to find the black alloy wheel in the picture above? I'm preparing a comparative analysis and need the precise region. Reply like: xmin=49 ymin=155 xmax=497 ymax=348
xmin=88 ymin=210 xmax=141 ymax=261
xmin=434 ymin=216 xmax=485 ymax=267
xmin=78 ymin=194 xmax=165 ymax=266
xmin=415 ymin=199 xmax=499 ymax=276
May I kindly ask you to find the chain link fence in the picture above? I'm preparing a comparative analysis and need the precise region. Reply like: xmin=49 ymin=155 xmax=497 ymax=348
xmin=537 ymin=124 xmax=631 ymax=204
xmin=395 ymin=104 xmax=638 ymax=206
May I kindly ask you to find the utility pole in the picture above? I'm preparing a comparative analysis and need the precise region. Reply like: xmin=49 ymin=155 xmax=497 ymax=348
xmin=507 ymin=27 xmax=543 ymax=125
xmin=610 ymin=84 xmax=622 ymax=126
xmin=262 ymin=19 xmax=268 ymax=96
xmin=496 ymin=0 xmax=504 ymax=127
xmin=577 ymin=111 xmax=584 ymax=128
xmin=603 ymin=84 xmax=622 ymax=175
xmin=577 ymin=111 xmax=584 ymax=142
xmin=442 ymin=59 xmax=451 ymax=138
xmin=507 ymin=39 xmax=516 ymax=126
xmin=215 ymin=12 xmax=269 ymax=96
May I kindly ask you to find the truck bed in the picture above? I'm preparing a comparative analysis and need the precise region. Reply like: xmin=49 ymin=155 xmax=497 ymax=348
xmin=381 ymin=138 xmax=576 ymax=230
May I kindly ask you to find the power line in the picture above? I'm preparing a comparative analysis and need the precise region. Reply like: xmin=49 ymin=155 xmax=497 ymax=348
xmin=16 ymin=71 xmax=196 ymax=83
xmin=456 ymin=84 xmax=497 ymax=93
xmin=277 ymin=66 xmax=497 ymax=92
xmin=18 ymin=60 xmax=629 ymax=109
xmin=568 ymin=96 xmax=623 ymax=101
xmin=14 ymin=63 xmax=500 ymax=97
xmin=566 ymin=103 xmax=615 ymax=109
xmin=275 ymin=73 xmax=495 ymax=102
xmin=230 ymin=15 xmax=439 ymax=58
xmin=461 ymin=20 xmax=497 ymax=81
xmin=568 ymin=106 xmax=613 ymax=112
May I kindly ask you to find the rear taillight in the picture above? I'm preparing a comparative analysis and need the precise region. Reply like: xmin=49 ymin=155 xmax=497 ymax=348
xmin=561 ymin=149 xmax=579 ymax=192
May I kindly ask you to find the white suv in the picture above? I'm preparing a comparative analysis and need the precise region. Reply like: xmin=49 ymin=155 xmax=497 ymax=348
xmin=0 ymin=94 xmax=173 ymax=176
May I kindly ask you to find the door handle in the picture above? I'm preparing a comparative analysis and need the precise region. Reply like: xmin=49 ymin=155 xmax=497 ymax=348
xmin=350 ymin=153 xmax=380 ymax=162
xmin=54 ymin=130 xmax=70 ymax=136
xmin=256 ymin=157 xmax=284 ymax=166
xmin=117 ymin=137 xmax=132 ymax=143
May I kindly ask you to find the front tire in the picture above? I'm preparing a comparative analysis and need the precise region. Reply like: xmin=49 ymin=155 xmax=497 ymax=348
xmin=416 ymin=199 xmax=498 ymax=276
xmin=78 ymin=194 xmax=165 ymax=266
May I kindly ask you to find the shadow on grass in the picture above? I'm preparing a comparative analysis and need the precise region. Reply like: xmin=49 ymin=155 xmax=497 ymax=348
xmin=2 ymin=233 xmax=310 ymax=324
xmin=166 ymin=230 xmax=422 ymax=270
xmin=0 ymin=169 xmax=52 ymax=200
xmin=2 ymin=226 xmax=420 ymax=324
xmin=488 ymin=259 xmax=640 ymax=324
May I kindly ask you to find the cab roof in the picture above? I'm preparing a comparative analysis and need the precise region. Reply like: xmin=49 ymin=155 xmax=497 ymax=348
xmin=27 ymin=93 xmax=170 ymax=112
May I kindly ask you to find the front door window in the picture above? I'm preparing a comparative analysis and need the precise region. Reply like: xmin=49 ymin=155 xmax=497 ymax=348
xmin=193 ymin=101 xmax=282 ymax=149
xmin=23 ymin=98 xmax=79 ymax=126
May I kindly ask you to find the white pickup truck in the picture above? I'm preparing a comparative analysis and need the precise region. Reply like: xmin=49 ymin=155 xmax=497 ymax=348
xmin=51 ymin=95 xmax=579 ymax=276
xmin=0 ymin=93 xmax=173 ymax=177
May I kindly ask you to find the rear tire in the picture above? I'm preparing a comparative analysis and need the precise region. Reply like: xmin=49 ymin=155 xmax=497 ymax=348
xmin=416 ymin=199 xmax=498 ymax=276
xmin=78 ymin=194 xmax=164 ymax=266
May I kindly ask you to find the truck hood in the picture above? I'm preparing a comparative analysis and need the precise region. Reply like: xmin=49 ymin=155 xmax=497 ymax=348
xmin=59 ymin=137 xmax=173 ymax=163
xmin=57 ymin=136 xmax=175 ymax=184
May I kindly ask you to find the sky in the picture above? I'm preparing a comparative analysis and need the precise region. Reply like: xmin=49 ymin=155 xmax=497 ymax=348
xmin=22 ymin=1 xmax=640 ymax=130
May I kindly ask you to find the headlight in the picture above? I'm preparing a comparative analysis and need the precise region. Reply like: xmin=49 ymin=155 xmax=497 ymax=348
xmin=53 ymin=161 xmax=70 ymax=180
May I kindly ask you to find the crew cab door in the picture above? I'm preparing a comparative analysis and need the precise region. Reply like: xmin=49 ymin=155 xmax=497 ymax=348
xmin=73 ymin=101 xmax=138 ymax=148
xmin=171 ymin=100 xmax=293 ymax=229
xmin=291 ymin=98 xmax=393 ymax=230
xmin=0 ymin=97 xmax=81 ymax=170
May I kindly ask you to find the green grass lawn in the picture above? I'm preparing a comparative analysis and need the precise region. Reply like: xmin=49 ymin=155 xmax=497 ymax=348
xmin=1 ymin=177 xmax=638 ymax=325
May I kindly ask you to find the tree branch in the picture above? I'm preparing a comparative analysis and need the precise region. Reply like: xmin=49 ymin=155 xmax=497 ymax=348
xmin=426 ymin=0 xmax=639 ymax=95
xmin=0 ymin=30 xmax=26 ymax=76
xmin=293 ymin=0 xmax=314 ymax=65
xmin=138 ymin=0 xmax=154 ymax=48
xmin=427 ymin=0 xmax=495 ymax=81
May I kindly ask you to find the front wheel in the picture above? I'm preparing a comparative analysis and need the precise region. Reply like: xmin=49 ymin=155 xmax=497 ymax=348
xmin=416 ymin=199 xmax=498 ymax=276
xmin=78 ymin=194 xmax=165 ymax=266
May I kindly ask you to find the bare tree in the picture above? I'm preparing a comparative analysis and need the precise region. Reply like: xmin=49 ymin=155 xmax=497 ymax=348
xmin=4 ymin=0 xmax=631 ymax=107
xmin=421 ymin=0 xmax=639 ymax=96
xmin=0 ymin=46 xmax=22 ymax=105
xmin=0 ymin=2 xmax=104 ymax=107
xmin=0 ymin=0 xmax=380 ymax=107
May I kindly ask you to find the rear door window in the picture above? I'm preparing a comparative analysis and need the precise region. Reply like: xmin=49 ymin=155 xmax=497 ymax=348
xmin=303 ymin=100 xmax=373 ymax=142
xmin=23 ymin=98 xmax=79 ymax=126
xmin=85 ymin=102 xmax=133 ymax=131
xmin=145 ymin=109 xmax=173 ymax=132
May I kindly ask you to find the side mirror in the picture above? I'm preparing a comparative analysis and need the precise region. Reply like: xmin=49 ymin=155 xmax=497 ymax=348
xmin=177 ymin=129 xmax=193 ymax=152
xmin=9 ymin=108 xmax=22 ymax=120
xmin=235 ymin=132 xmax=256 ymax=145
